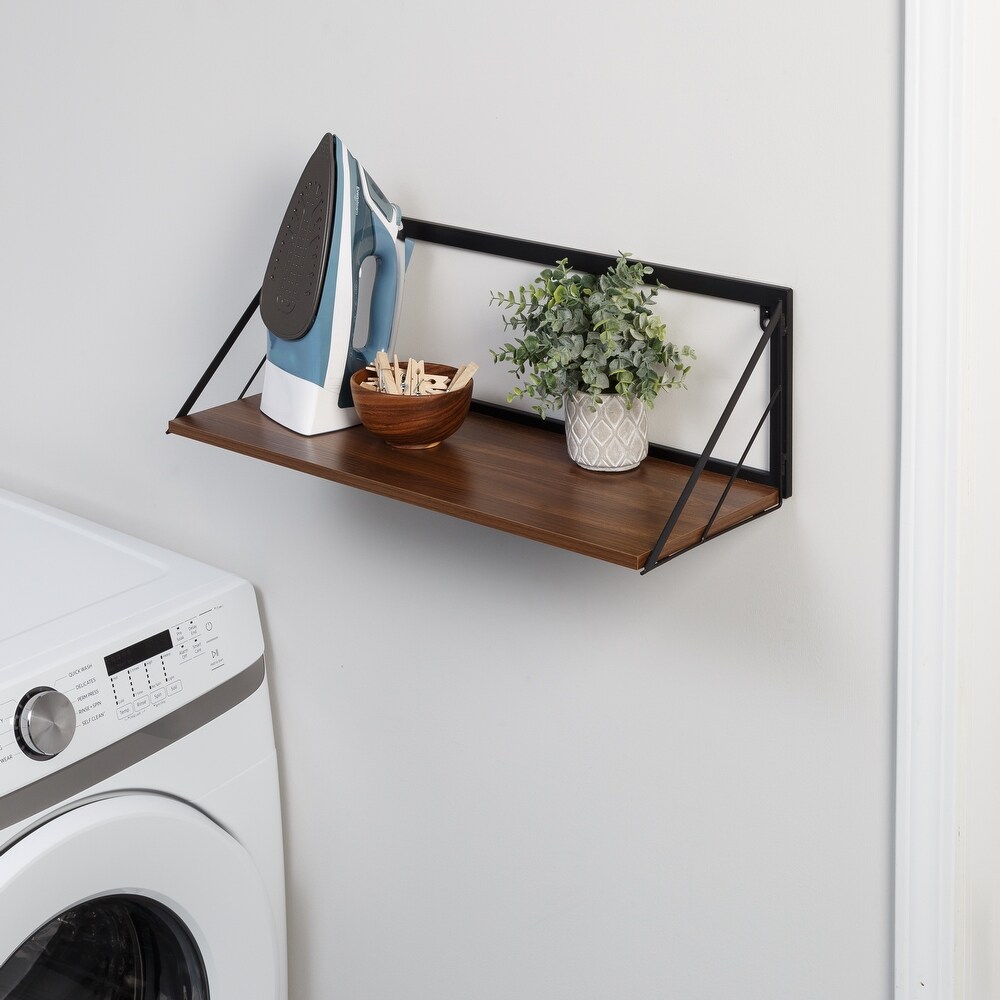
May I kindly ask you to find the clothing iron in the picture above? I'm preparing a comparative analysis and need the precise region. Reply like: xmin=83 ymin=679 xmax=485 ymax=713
xmin=259 ymin=133 xmax=410 ymax=435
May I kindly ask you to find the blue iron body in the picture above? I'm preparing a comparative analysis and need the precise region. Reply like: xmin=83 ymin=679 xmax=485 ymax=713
xmin=259 ymin=134 xmax=409 ymax=435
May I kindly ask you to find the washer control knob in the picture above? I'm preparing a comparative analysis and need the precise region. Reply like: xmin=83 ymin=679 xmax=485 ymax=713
xmin=18 ymin=689 xmax=76 ymax=758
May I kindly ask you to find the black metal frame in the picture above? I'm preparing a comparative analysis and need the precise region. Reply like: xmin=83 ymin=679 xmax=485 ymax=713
xmin=174 ymin=219 xmax=792 ymax=575
xmin=399 ymin=221 xmax=792 ymax=573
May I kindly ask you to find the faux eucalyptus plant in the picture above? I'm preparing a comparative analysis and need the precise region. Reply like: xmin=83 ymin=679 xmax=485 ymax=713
xmin=490 ymin=254 xmax=696 ymax=417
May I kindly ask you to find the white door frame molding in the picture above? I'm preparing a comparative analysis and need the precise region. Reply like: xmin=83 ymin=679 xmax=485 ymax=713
xmin=896 ymin=0 xmax=969 ymax=995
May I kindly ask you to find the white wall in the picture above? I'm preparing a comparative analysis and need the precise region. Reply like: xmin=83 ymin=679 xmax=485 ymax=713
xmin=0 ymin=3 xmax=901 ymax=999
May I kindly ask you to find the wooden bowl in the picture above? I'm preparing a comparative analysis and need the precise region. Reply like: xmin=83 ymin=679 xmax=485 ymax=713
xmin=349 ymin=362 xmax=473 ymax=449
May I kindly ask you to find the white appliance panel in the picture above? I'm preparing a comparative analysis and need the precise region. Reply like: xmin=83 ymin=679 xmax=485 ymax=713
xmin=0 ymin=493 xmax=167 ymax=643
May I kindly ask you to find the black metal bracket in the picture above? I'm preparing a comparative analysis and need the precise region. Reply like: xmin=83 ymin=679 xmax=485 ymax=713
xmin=641 ymin=303 xmax=786 ymax=573
xmin=173 ymin=218 xmax=792 ymax=574
xmin=396 ymin=220 xmax=792 ymax=573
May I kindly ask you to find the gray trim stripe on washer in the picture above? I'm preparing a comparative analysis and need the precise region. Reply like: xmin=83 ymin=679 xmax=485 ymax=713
xmin=0 ymin=656 xmax=265 ymax=831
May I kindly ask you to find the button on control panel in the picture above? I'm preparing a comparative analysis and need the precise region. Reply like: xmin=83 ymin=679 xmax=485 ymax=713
xmin=105 ymin=610 xmax=225 ymax=721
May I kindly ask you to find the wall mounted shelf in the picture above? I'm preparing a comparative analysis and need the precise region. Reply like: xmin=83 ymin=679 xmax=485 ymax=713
xmin=168 ymin=221 xmax=792 ymax=574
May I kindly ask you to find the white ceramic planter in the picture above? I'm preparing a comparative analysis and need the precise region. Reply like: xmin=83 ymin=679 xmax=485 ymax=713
xmin=564 ymin=392 xmax=649 ymax=472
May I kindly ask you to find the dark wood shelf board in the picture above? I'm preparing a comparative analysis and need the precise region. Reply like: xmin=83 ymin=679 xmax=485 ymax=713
xmin=168 ymin=396 xmax=779 ymax=570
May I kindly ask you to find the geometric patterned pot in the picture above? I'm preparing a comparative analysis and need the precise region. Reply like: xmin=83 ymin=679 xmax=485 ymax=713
xmin=564 ymin=391 xmax=649 ymax=472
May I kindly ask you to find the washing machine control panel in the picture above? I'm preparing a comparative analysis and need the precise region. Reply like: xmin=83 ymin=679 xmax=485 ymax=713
xmin=0 ymin=581 xmax=263 ymax=793
xmin=100 ymin=610 xmax=225 ymax=723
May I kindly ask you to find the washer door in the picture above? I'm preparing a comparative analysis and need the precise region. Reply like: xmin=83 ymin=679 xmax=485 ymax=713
xmin=0 ymin=793 xmax=280 ymax=999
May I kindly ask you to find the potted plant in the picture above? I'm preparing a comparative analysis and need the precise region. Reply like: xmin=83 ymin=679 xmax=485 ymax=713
xmin=490 ymin=254 xmax=696 ymax=471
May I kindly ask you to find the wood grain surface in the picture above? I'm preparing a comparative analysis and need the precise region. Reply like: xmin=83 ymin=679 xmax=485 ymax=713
xmin=169 ymin=396 xmax=779 ymax=570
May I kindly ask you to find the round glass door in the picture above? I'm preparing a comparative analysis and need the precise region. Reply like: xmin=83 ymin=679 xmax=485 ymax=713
xmin=0 ymin=794 xmax=280 ymax=999
xmin=0 ymin=894 xmax=207 ymax=999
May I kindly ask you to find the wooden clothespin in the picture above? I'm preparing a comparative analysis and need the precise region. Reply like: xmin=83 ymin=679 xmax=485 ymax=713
xmin=448 ymin=362 xmax=479 ymax=392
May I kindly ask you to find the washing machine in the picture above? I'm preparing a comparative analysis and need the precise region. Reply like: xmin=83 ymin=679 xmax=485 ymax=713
xmin=0 ymin=489 xmax=287 ymax=999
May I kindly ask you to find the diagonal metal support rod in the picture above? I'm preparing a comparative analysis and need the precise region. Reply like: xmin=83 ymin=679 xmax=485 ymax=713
xmin=642 ymin=302 xmax=784 ymax=574
xmin=640 ymin=505 xmax=782 ymax=570
xmin=701 ymin=386 xmax=783 ymax=542
xmin=173 ymin=288 xmax=261 ymax=421
xmin=240 ymin=356 xmax=267 ymax=400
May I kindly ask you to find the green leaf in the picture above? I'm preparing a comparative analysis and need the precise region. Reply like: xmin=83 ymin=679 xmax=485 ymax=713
xmin=488 ymin=252 xmax=695 ymax=412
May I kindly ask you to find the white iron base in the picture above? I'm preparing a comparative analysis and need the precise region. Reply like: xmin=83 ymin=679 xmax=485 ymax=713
xmin=260 ymin=361 xmax=358 ymax=436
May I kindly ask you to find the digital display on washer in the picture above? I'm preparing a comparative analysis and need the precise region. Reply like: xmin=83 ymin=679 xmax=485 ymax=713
xmin=104 ymin=630 xmax=173 ymax=676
